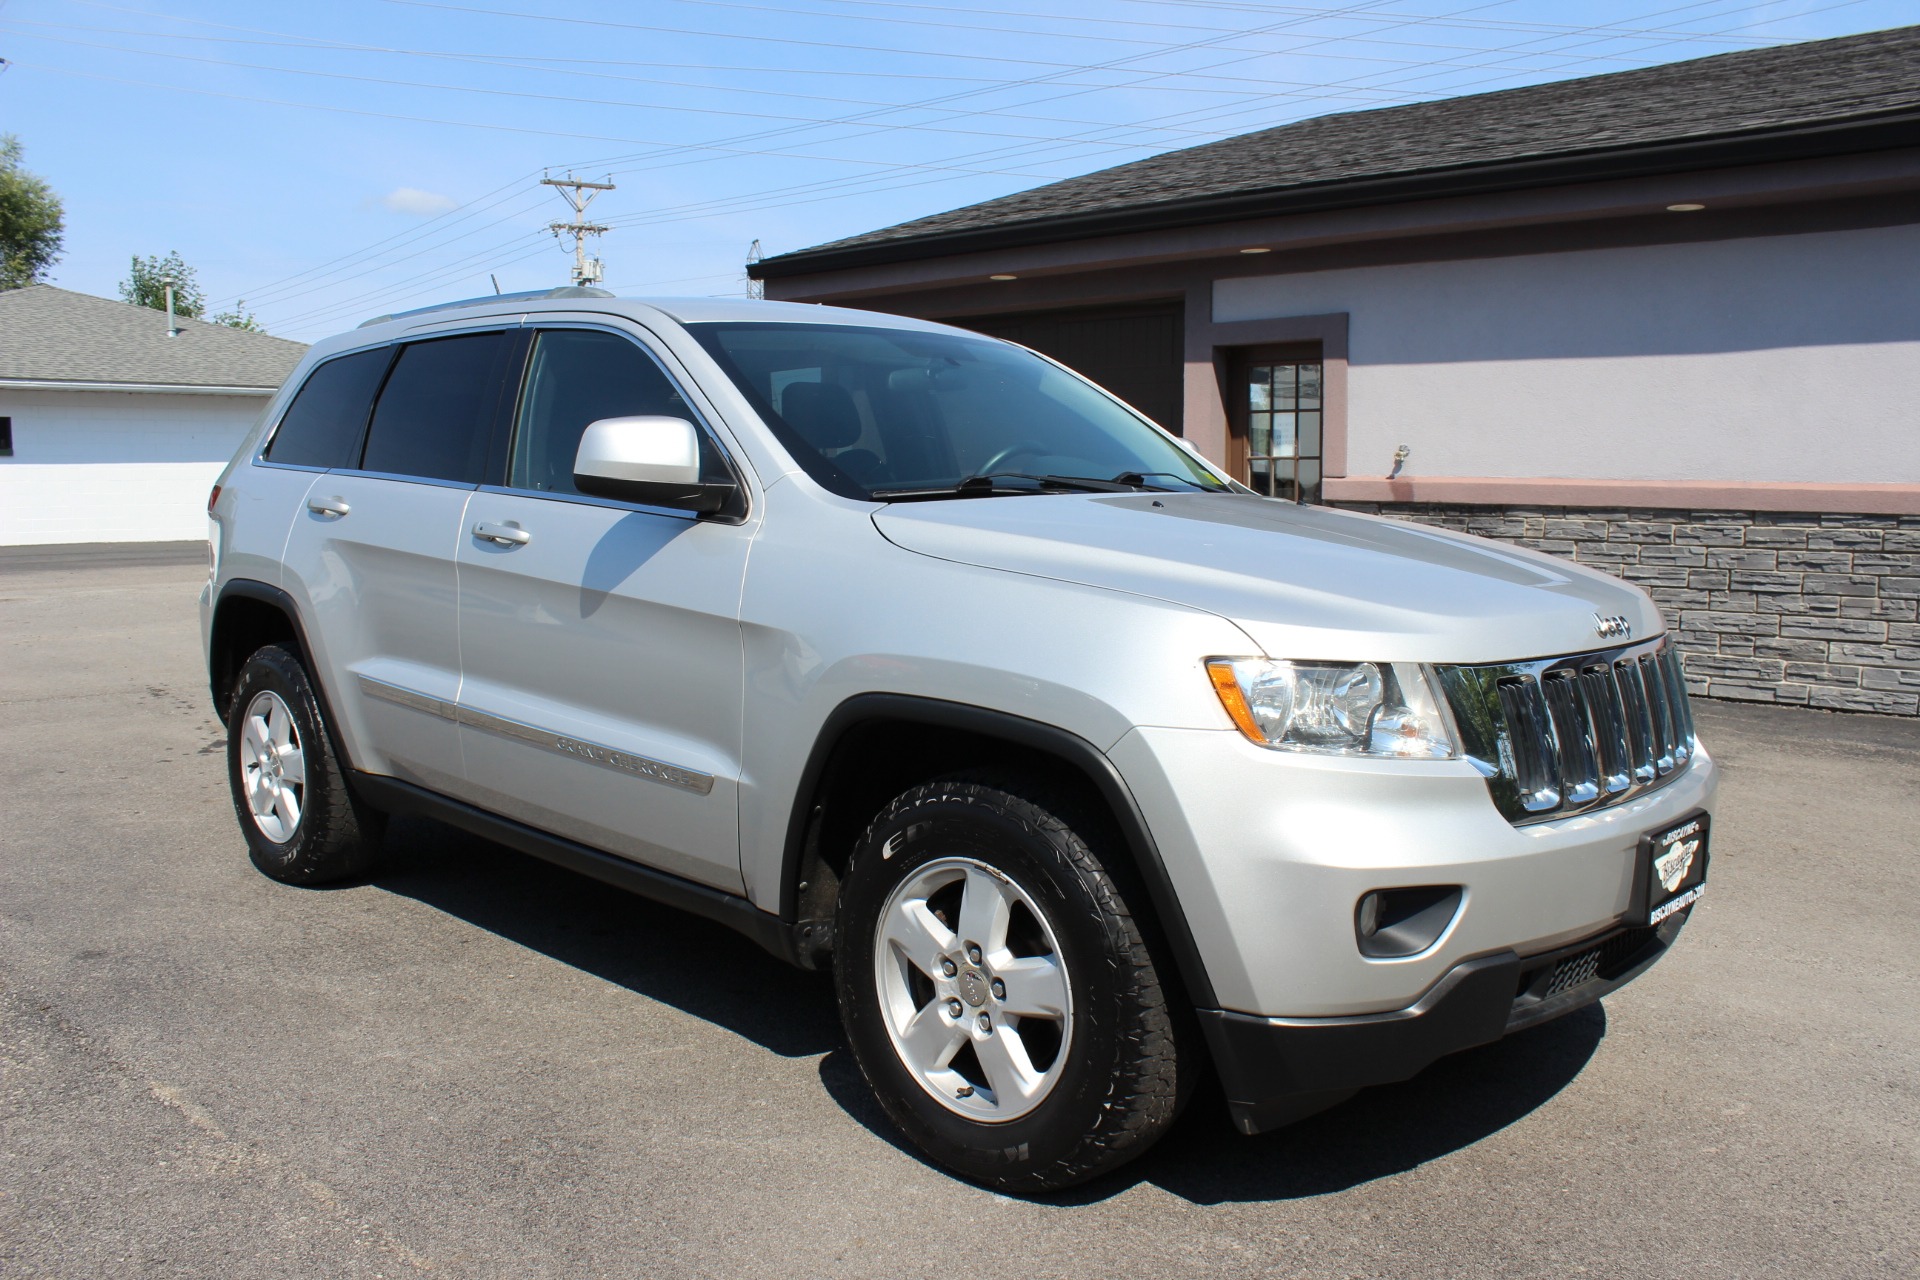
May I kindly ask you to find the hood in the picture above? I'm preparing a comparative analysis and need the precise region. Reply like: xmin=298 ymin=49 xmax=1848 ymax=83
xmin=872 ymin=493 xmax=1660 ymax=665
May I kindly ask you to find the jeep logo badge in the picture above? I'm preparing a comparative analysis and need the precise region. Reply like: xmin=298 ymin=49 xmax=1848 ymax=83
xmin=1594 ymin=613 xmax=1632 ymax=641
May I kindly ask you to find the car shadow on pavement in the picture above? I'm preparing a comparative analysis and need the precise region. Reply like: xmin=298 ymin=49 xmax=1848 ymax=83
xmin=369 ymin=814 xmax=1603 ymax=1204
xmin=369 ymin=815 xmax=841 ymax=1060
xmin=1112 ymin=1006 xmax=1607 ymax=1205
xmin=818 ymin=1002 xmax=1607 ymax=1205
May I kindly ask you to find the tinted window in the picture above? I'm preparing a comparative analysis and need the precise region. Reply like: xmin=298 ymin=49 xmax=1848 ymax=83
xmin=510 ymin=329 xmax=725 ymax=496
xmin=360 ymin=332 xmax=507 ymax=484
xmin=264 ymin=347 xmax=389 ymax=468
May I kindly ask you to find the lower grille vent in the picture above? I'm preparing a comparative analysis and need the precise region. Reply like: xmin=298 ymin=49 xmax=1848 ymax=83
xmin=1545 ymin=947 xmax=1602 ymax=997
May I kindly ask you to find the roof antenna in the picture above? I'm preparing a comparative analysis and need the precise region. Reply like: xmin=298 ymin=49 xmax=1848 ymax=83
xmin=490 ymin=273 xmax=502 ymax=296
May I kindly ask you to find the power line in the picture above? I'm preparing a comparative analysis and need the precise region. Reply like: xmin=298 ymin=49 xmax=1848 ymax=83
xmin=153 ymin=0 xmax=1875 ymax=333
xmin=15 ymin=3 xmax=1443 ymax=312
xmin=0 ymin=28 xmax=1256 ymax=147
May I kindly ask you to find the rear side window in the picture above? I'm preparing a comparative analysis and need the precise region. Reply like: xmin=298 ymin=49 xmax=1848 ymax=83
xmin=361 ymin=331 xmax=508 ymax=484
xmin=264 ymin=347 xmax=389 ymax=468
xmin=510 ymin=329 xmax=721 ymax=496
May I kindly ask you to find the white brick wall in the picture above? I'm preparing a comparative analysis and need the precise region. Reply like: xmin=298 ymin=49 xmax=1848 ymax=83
xmin=0 ymin=387 xmax=269 ymax=545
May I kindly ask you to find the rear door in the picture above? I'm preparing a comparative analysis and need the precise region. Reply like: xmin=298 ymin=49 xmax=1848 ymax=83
xmin=453 ymin=323 xmax=753 ymax=892
xmin=230 ymin=347 xmax=391 ymax=593
xmin=280 ymin=327 xmax=519 ymax=794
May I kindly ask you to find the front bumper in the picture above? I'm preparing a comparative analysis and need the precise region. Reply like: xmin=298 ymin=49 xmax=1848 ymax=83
xmin=1108 ymin=724 xmax=1717 ymax=1016
xmin=1201 ymin=911 xmax=1689 ymax=1134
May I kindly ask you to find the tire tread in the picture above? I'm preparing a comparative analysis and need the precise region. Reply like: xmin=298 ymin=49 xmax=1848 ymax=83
xmin=840 ymin=774 xmax=1183 ymax=1191
xmin=227 ymin=645 xmax=384 ymax=885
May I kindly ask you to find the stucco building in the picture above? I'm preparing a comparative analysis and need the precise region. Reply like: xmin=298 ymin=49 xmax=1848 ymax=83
xmin=749 ymin=25 xmax=1920 ymax=715
xmin=0 ymin=286 xmax=306 ymax=545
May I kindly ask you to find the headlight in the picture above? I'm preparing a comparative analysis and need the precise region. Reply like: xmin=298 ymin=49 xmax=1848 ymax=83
xmin=1205 ymin=659 xmax=1459 ymax=758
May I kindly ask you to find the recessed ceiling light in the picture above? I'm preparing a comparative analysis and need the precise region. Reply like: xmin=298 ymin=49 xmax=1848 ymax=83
xmin=1239 ymin=247 xmax=1272 ymax=254
xmin=1667 ymin=203 xmax=1706 ymax=212
xmin=989 ymin=273 xmax=1017 ymax=280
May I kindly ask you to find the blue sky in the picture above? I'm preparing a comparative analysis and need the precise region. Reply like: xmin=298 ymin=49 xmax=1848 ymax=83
xmin=3 ymin=0 xmax=1913 ymax=341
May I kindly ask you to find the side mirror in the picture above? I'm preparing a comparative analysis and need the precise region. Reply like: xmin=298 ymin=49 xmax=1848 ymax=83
xmin=573 ymin=416 xmax=737 ymax=516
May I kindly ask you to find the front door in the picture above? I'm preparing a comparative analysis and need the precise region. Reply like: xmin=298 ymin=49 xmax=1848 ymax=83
xmin=453 ymin=325 xmax=752 ymax=893
xmin=1230 ymin=344 xmax=1324 ymax=503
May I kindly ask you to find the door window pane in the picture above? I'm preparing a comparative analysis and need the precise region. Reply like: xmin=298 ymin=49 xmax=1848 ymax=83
xmin=1241 ymin=354 xmax=1324 ymax=503
xmin=1274 ymin=364 xmax=1300 ymax=409
xmin=1298 ymin=410 xmax=1323 ymax=458
xmin=510 ymin=330 xmax=702 ymax=495
xmin=265 ymin=347 xmax=390 ymax=469
xmin=361 ymin=332 xmax=507 ymax=484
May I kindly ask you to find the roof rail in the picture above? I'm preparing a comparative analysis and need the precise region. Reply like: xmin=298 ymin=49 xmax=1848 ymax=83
xmin=358 ymin=285 xmax=615 ymax=329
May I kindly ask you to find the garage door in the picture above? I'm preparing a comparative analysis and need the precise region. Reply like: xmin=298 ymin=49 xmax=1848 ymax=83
xmin=944 ymin=303 xmax=1185 ymax=435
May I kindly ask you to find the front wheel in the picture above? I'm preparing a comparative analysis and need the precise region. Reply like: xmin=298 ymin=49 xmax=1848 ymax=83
xmin=833 ymin=777 xmax=1187 ymax=1191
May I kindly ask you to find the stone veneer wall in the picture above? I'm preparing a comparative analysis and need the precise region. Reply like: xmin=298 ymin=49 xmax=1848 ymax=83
xmin=1333 ymin=504 xmax=1920 ymax=716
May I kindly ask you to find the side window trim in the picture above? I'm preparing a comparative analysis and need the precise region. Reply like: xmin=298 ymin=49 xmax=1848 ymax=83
xmin=482 ymin=328 xmax=535 ymax=489
xmin=349 ymin=342 xmax=404 ymax=472
xmin=497 ymin=322 xmax=750 ymax=517
xmin=473 ymin=482 xmax=703 ymax=523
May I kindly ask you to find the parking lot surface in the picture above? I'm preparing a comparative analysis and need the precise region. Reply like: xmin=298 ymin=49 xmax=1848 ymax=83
xmin=3 ymin=545 xmax=1916 ymax=1278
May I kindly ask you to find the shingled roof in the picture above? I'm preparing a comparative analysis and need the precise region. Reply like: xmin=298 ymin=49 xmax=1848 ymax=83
xmin=755 ymin=24 xmax=1920 ymax=278
xmin=0 ymin=286 xmax=307 ymax=391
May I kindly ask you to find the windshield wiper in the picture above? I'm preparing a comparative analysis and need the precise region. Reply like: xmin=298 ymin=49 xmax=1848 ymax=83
xmin=1111 ymin=471 xmax=1231 ymax=492
xmin=872 ymin=472 xmax=1129 ymax=501
xmin=965 ymin=472 xmax=1135 ymax=494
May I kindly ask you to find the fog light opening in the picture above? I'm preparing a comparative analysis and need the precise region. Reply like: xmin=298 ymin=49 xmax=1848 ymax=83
xmin=1355 ymin=885 xmax=1463 ymax=958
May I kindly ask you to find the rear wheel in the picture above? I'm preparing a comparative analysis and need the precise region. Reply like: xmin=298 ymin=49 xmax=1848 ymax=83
xmin=834 ymin=776 xmax=1186 ymax=1191
xmin=225 ymin=645 xmax=384 ymax=884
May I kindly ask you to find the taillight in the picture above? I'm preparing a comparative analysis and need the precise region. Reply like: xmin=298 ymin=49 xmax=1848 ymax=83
xmin=207 ymin=483 xmax=222 ymax=515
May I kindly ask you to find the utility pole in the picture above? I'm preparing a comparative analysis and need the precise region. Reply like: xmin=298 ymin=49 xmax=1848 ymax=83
xmin=542 ymin=173 xmax=614 ymax=287
xmin=745 ymin=239 xmax=765 ymax=300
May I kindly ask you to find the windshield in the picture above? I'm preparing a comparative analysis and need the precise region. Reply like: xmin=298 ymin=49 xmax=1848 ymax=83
xmin=688 ymin=321 xmax=1228 ymax=500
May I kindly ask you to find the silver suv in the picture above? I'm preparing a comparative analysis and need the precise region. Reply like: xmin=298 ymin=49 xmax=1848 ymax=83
xmin=203 ymin=289 xmax=1715 ymax=1190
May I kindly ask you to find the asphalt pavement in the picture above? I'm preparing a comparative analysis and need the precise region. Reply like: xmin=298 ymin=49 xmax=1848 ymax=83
xmin=2 ymin=546 xmax=1915 ymax=1278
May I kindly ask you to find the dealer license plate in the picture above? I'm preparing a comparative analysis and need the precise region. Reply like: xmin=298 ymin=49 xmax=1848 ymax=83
xmin=1641 ymin=812 xmax=1710 ymax=926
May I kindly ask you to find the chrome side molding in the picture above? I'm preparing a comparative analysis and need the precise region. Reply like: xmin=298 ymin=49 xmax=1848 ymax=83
xmin=356 ymin=674 xmax=716 ymax=795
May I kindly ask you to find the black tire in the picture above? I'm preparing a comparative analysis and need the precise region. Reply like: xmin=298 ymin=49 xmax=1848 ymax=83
xmin=834 ymin=776 xmax=1187 ymax=1192
xmin=225 ymin=644 xmax=385 ymax=885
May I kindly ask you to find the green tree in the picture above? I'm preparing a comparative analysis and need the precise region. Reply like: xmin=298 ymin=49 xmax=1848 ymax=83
xmin=0 ymin=134 xmax=65 ymax=289
xmin=211 ymin=300 xmax=265 ymax=333
xmin=120 ymin=251 xmax=207 ymax=318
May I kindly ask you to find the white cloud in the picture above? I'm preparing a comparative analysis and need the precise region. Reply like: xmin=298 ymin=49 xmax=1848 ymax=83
xmin=377 ymin=187 xmax=458 ymax=217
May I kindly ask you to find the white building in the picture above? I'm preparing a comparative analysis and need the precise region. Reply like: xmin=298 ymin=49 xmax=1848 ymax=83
xmin=0 ymin=286 xmax=306 ymax=545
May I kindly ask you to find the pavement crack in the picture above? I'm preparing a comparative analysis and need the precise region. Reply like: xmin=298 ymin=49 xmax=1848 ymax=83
xmin=3 ymin=978 xmax=440 ymax=1274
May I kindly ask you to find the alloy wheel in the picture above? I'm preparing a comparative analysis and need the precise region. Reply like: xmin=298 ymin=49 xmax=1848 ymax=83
xmin=872 ymin=856 xmax=1073 ymax=1122
xmin=239 ymin=690 xmax=306 ymax=843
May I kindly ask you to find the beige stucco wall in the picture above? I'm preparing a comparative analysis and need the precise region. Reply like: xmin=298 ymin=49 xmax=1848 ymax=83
xmin=1213 ymin=222 xmax=1920 ymax=486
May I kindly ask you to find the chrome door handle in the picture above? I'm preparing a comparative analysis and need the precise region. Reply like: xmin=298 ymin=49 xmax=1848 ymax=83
xmin=473 ymin=521 xmax=531 ymax=547
xmin=307 ymin=496 xmax=350 ymax=518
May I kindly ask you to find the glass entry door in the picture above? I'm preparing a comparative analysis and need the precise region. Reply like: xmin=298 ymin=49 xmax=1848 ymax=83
xmin=1234 ymin=346 xmax=1323 ymax=503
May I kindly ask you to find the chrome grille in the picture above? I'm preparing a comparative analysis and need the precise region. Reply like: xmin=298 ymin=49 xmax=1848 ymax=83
xmin=1438 ymin=638 xmax=1697 ymax=826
